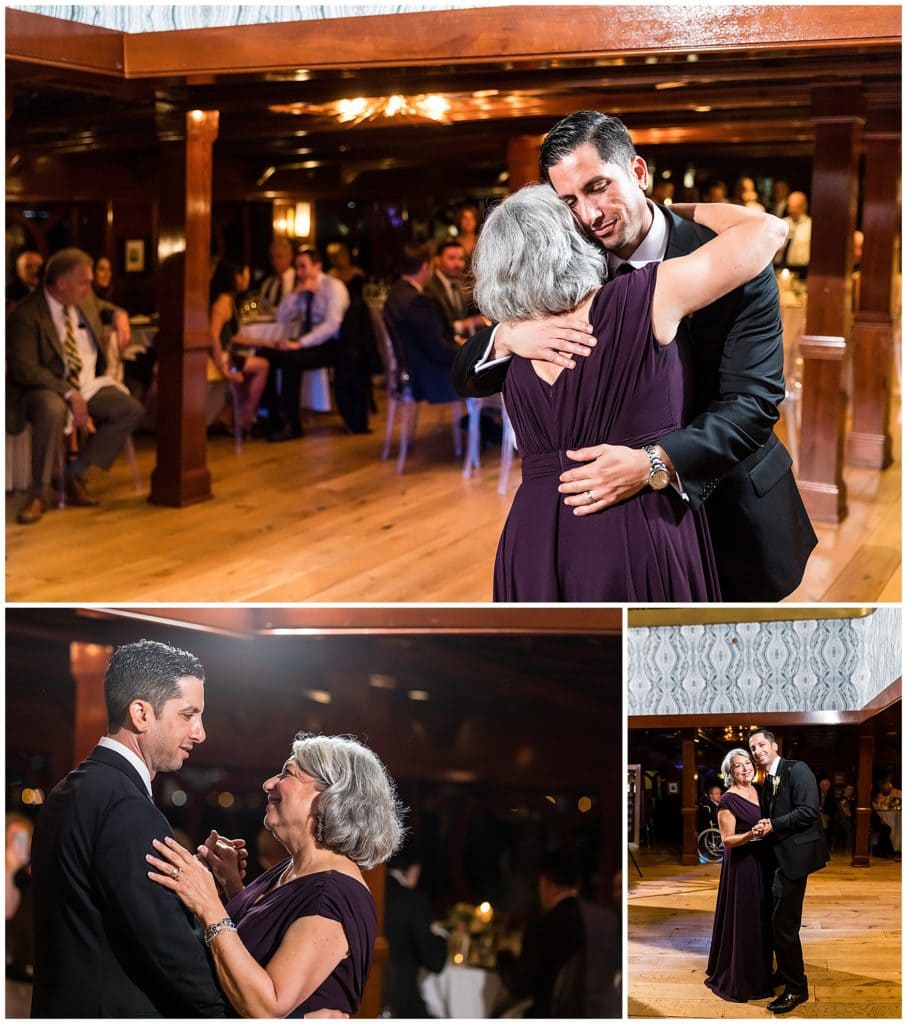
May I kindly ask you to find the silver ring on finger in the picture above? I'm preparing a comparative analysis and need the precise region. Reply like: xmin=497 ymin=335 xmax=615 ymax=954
xmin=171 ymin=866 xmax=181 ymax=880
xmin=584 ymin=490 xmax=595 ymax=504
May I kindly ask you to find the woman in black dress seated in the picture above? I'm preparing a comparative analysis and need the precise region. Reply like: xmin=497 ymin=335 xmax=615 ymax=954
xmin=147 ymin=733 xmax=404 ymax=1017
xmin=208 ymin=260 xmax=270 ymax=435
xmin=704 ymin=748 xmax=773 ymax=1003
xmin=471 ymin=185 xmax=786 ymax=602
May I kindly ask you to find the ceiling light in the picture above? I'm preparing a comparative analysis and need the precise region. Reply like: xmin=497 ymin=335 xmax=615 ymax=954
xmin=304 ymin=689 xmax=332 ymax=704
xmin=408 ymin=689 xmax=430 ymax=701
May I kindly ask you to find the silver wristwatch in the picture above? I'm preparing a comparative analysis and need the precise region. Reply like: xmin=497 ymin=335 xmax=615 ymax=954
xmin=644 ymin=445 xmax=671 ymax=490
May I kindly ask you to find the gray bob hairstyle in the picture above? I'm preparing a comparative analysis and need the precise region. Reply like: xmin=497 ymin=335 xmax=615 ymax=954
xmin=720 ymin=748 xmax=753 ymax=789
xmin=292 ymin=732 xmax=404 ymax=870
xmin=472 ymin=183 xmax=606 ymax=323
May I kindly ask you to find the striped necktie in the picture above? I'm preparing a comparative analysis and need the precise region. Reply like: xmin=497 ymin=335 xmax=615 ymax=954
xmin=62 ymin=305 xmax=82 ymax=389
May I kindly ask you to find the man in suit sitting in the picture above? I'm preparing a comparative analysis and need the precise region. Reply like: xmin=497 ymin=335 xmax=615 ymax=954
xmin=423 ymin=239 xmax=486 ymax=341
xmin=30 ymin=639 xmax=228 ymax=1018
xmin=452 ymin=112 xmax=816 ymax=601
xmin=259 ymin=236 xmax=296 ymax=312
xmin=6 ymin=247 xmax=145 ymax=524
xmin=749 ymin=728 xmax=828 ymax=1014
xmin=384 ymin=243 xmax=462 ymax=403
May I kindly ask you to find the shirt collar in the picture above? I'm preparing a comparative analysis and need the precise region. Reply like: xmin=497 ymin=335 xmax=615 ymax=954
xmin=767 ymin=756 xmax=782 ymax=777
xmin=44 ymin=287 xmax=68 ymax=321
xmin=98 ymin=736 xmax=154 ymax=798
xmin=610 ymin=200 xmax=668 ymax=273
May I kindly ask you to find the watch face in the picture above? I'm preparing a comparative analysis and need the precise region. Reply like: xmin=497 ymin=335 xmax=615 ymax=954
xmin=650 ymin=468 xmax=670 ymax=490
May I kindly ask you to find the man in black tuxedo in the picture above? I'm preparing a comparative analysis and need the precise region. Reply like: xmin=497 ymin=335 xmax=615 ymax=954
xmin=749 ymin=728 xmax=828 ymax=1014
xmin=30 ymin=639 xmax=227 ymax=1018
xmin=451 ymin=112 xmax=816 ymax=601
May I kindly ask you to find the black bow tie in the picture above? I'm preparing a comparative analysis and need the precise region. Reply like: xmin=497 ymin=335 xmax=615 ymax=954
xmin=614 ymin=262 xmax=635 ymax=277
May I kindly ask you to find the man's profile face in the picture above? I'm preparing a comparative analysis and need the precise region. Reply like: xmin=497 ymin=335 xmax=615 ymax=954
xmin=144 ymin=675 xmax=206 ymax=774
xmin=271 ymin=243 xmax=293 ymax=274
xmin=20 ymin=253 xmax=43 ymax=287
xmin=548 ymin=142 xmax=651 ymax=260
xmin=295 ymin=254 xmax=320 ymax=288
xmin=748 ymin=731 xmax=778 ymax=767
xmin=52 ymin=264 xmax=93 ymax=306
xmin=437 ymin=245 xmax=465 ymax=281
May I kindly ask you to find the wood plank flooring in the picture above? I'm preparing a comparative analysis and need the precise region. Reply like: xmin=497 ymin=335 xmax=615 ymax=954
xmin=628 ymin=849 xmax=901 ymax=1019
xmin=5 ymin=396 xmax=901 ymax=603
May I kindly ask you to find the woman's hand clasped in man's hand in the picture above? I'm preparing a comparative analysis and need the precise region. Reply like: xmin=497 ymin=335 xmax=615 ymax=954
xmin=146 ymin=836 xmax=226 ymax=925
xmin=198 ymin=830 xmax=247 ymax=902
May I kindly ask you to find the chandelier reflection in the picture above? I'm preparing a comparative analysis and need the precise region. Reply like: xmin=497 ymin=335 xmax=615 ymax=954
xmin=271 ymin=94 xmax=452 ymax=126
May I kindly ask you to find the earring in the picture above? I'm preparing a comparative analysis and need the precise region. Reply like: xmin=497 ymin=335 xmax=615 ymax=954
xmin=315 ymin=813 xmax=325 ymax=844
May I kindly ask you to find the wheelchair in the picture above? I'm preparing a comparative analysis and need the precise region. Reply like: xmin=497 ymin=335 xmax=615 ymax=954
xmin=697 ymin=826 xmax=724 ymax=863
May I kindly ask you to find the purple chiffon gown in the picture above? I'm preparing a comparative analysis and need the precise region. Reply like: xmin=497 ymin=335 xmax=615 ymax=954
xmin=226 ymin=864 xmax=377 ymax=1017
xmin=493 ymin=262 xmax=720 ymax=602
xmin=704 ymin=792 xmax=774 ymax=1002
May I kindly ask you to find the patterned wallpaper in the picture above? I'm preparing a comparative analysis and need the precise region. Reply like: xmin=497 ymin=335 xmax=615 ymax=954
xmin=628 ymin=609 xmax=902 ymax=716
xmin=8 ymin=3 xmax=485 ymax=32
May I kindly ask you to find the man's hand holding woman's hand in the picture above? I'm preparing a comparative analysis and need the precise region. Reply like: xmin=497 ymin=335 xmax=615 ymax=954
xmin=492 ymin=313 xmax=595 ymax=367
xmin=197 ymin=830 xmax=247 ymax=902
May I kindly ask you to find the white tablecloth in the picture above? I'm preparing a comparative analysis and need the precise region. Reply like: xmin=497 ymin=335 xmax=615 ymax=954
xmin=419 ymin=964 xmax=509 ymax=1019
xmin=240 ymin=319 xmax=332 ymax=412
xmin=877 ymin=810 xmax=901 ymax=852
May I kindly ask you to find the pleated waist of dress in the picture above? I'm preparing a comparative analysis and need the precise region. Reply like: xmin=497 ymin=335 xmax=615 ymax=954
xmin=521 ymin=437 xmax=666 ymax=482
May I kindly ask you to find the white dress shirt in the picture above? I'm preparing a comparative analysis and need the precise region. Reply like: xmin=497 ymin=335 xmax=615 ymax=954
xmin=44 ymin=289 xmax=126 ymax=402
xmin=261 ymin=266 xmax=297 ymax=309
xmin=275 ymin=272 xmax=350 ymax=348
xmin=98 ymin=736 xmax=154 ymax=798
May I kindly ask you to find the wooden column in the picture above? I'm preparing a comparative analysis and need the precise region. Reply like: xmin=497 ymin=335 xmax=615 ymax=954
xmin=70 ymin=642 xmax=113 ymax=768
xmin=149 ymin=109 xmax=219 ymax=507
xmin=797 ymin=84 xmax=863 ymax=524
xmin=680 ymin=729 xmax=698 ymax=866
xmin=506 ymin=134 xmax=543 ymax=193
xmin=358 ymin=862 xmax=387 ymax=1018
xmin=853 ymin=729 xmax=874 ymax=867
xmin=846 ymin=95 xmax=899 ymax=468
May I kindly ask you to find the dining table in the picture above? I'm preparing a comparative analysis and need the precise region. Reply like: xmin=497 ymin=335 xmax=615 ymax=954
xmin=876 ymin=809 xmax=901 ymax=853
xmin=419 ymin=962 xmax=510 ymax=1018
xmin=239 ymin=317 xmax=332 ymax=412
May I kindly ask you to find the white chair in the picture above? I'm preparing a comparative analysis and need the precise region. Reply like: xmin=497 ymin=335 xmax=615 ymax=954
xmin=378 ymin=311 xmax=465 ymax=474
xmin=461 ymin=394 xmax=519 ymax=494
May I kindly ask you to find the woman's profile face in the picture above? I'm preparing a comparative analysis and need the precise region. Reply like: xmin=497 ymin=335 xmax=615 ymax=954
xmin=94 ymin=257 xmax=112 ymax=288
xmin=730 ymin=756 xmax=754 ymax=784
xmin=262 ymin=757 xmax=322 ymax=838
xmin=458 ymin=207 xmax=478 ymax=234
xmin=235 ymin=265 xmax=251 ymax=292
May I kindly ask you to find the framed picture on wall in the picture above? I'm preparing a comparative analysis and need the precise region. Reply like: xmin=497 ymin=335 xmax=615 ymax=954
xmin=124 ymin=238 xmax=145 ymax=273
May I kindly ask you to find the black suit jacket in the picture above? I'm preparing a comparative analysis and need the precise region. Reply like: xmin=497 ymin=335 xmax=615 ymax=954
xmin=450 ymin=204 xmax=816 ymax=600
xmin=6 ymin=288 xmax=116 ymax=435
xmin=384 ymin=876 xmax=448 ymax=1017
xmin=383 ymin=279 xmax=460 ymax=403
xmin=31 ymin=746 xmax=226 ymax=1018
xmin=762 ymin=758 xmax=829 ymax=880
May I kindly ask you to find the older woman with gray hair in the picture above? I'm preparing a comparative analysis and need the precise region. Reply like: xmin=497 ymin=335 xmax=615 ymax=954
xmin=704 ymin=747 xmax=773 ymax=1003
xmin=147 ymin=732 xmax=403 ymax=1017
xmin=472 ymin=183 xmax=786 ymax=601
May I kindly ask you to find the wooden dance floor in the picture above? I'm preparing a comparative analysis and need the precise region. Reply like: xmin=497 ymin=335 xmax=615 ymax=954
xmin=628 ymin=849 xmax=901 ymax=1019
xmin=5 ymin=395 xmax=901 ymax=603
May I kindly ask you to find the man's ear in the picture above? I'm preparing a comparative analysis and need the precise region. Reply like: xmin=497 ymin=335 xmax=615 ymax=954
xmin=126 ymin=698 xmax=155 ymax=734
xmin=630 ymin=155 xmax=649 ymax=192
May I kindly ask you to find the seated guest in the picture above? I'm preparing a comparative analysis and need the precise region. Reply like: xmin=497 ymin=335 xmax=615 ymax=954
xmin=327 ymin=242 xmax=366 ymax=286
xmin=146 ymin=732 xmax=404 ymax=1018
xmin=698 ymin=783 xmax=723 ymax=833
xmin=259 ymin=237 xmax=296 ymax=313
xmin=208 ymin=259 xmax=270 ymax=436
xmin=92 ymin=256 xmax=114 ymax=302
xmin=6 ymin=250 xmax=43 ymax=312
xmin=384 ymin=844 xmax=448 ymax=1018
xmin=383 ymin=243 xmax=461 ymax=403
xmin=265 ymin=247 xmax=350 ymax=441
xmin=6 ymin=247 xmax=144 ymax=524
xmin=774 ymin=191 xmax=812 ymax=279
xmin=423 ymin=239 xmax=487 ymax=340
xmin=334 ymin=275 xmax=381 ymax=434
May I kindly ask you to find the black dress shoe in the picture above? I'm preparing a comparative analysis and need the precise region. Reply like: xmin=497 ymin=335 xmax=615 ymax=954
xmin=267 ymin=424 xmax=304 ymax=443
xmin=767 ymin=991 xmax=808 ymax=1014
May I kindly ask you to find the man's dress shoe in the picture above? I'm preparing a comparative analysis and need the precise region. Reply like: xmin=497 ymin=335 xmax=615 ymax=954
xmin=66 ymin=475 xmax=100 ymax=507
xmin=767 ymin=991 xmax=808 ymax=1014
xmin=16 ymin=491 xmax=47 ymax=525
xmin=268 ymin=424 xmax=304 ymax=443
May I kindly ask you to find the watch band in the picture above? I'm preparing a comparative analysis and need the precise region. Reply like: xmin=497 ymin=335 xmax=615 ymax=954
xmin=644 ymin=445 xmax=671 ymax=490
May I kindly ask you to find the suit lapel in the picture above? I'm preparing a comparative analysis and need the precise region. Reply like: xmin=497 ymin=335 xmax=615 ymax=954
xmin=35 ymin=292 xmax=67 ymax=364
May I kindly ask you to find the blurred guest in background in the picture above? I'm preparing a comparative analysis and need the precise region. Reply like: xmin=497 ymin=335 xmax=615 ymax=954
xmin=207 ymin=259 xmax=270 ymax=436
xmin=774 ymin=191 xmax=811 ymax=279
xmin=698 ymin=782 xmax=724 ymax=833
xmin=454 ymin=203 xmax=481 ymax=268
xmin=703 ymin=179 xmax=729 ymax=202
xmin=92 ymin=255 xmax=115 ymax=301
xmin=384 ymin=843 xmax=448 ymax=1017
xmin=259 ymin=238 xmax=296 ymax=312
xmin=327 ymin=242 xmax=366 ymax=286
xmin=147 ymin=732 xmax=404 ymax=1018
xmin=424 ymin=239 xmax=487 ymax=341
xmin=733 ymin=176 xmax=765 ymax=211
xmin=818 ymin=777 xmax=836 ymax=853
xmin=6 ymin=814 xmax=34 ymax=1018
xmin=334 ymin=275 xmax=381 ymax=434
xmin=770 ymin=179 xmax=791 ymax=218
xmin=837 ymin=783 xmax=855 ymax=854
xmin=6 ymin=249 xmax=44 ymax=312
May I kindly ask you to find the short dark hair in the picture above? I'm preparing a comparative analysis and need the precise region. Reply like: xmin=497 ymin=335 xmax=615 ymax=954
xmin=209 ymin=259 xmax=243 ymax=303
xmin=436 ymin=239 xmax=465 ymax=256
xmin=539 ymin=111 xmax=638 ymax=184
xmin=538 ymin=850 xmax=578 ymax=889
xmin=104 ymin=640 xmax=205 ymax=730
xmin=296 ymin=247 xmax=322 ymax=265
xmin=749 ymin=727 xmax=776 ymax=745
xmin=400 ymin=243 xmax=430 ymax=277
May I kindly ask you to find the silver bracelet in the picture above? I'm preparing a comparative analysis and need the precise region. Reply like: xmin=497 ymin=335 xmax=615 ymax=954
xmin=203 ymin=917 xmax=237 ymax=947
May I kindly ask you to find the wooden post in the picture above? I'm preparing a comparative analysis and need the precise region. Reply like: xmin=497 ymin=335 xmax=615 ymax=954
xmin=149 ymin=109 xmax=219 ymax=507
xmin=70 ymin=642 xmax=113 ymax=768
xmin=506 ymin=135 xmax=543 ymax=193
xmin=846 ymin=94 xmax=899 ymax=468
xmin=853 ymin=730 xmax=874 ymax=867
xmin=680 ymin=729 xmax=698 ymax=866
xmin=358 ymin=862 xmax=387 ymax=1018
xmin=797 ymin=84 xmax=863 ymax=524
